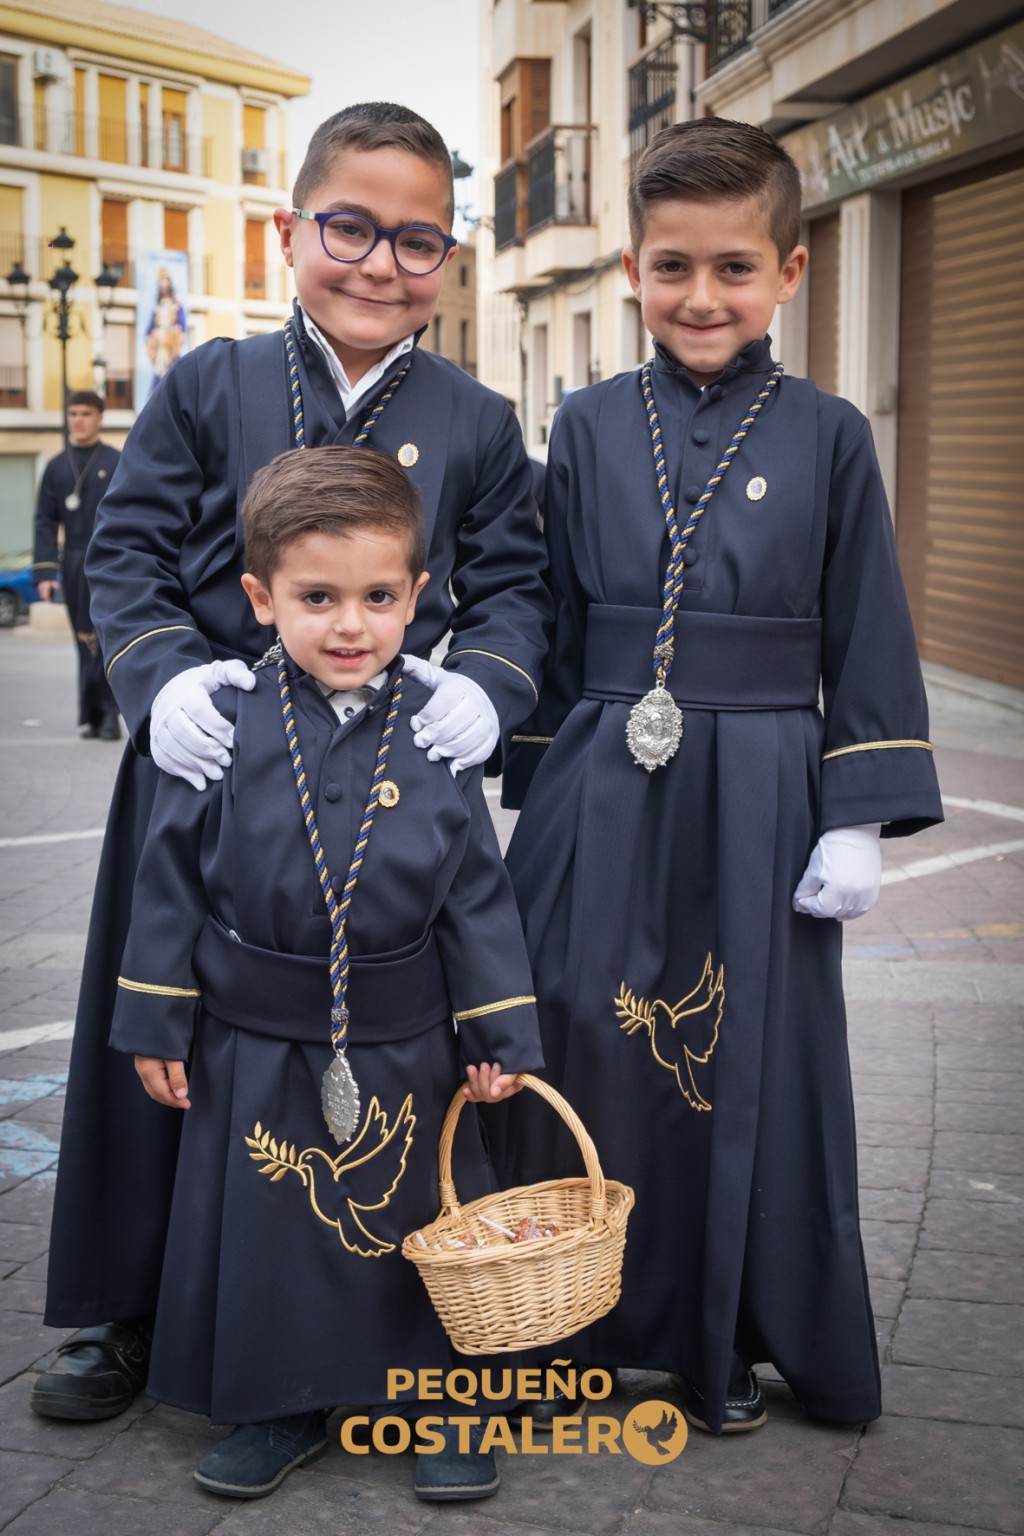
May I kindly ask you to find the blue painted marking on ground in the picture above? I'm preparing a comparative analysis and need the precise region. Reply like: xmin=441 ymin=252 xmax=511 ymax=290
xmin=0 ymin=1120 xmax=60 ymax=1153
xmin=0 ymin=1074 xmax=68 ymax=1110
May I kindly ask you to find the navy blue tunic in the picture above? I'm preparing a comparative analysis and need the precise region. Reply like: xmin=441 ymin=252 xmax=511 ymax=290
xmin=32 ymin=442 xmax=120 ymax=727
xmin=109 ymin=659 xmax=542 ymax=1421
xmin=494 ymin=339 xmax=943 ymax=1432
xmin=43 ymin=314 xmax=549 ymax=1327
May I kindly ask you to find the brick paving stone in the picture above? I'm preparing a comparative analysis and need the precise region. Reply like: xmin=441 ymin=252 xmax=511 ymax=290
xmin=868 ymin=1280 xmax=906 ymax=1321
xmin=832 ymin=1513 xmax=1008 ymax=1536
xmin=856 ymin=1147 xmax=931 ymax=1188
xmin=641 ymin=1392 xmax=860 ymax=1534
xmin=932 ymin=1132 xmax=1024 ymax=1175
xmin=0 ymin=1452 xmax=78 ymax=1529
xmin=891 ymin=1299 xmax=1024 ymax=1376
xmin=909 ymin=1249 xmax=1022 ymax=1305
xmin=934 ymin=1099 xmax=1023 ymax=1134
xmin=856 ymin=1122 xmax=932 ymax=1150
xmin=881 ymin=1363 xmax=1024 ymax=1429
xmin=927 ymin=1168 xmax=1024 ymax=1203
xmin=212 ymin=1470 xmax=464 ymax=1535
xmin=858 ymin=1189 xmax=927 ymax=1224
xmin=855 ymin=1095 xmax=933 ymax=1127
xmin=843 ymin=1417 xmax=1024 ymax=1533
xmin=919 ymin=1199 xmax=1024 ymax=1258
xmin=860 ymin=1222 xmax=920 ymax=1282
xmin=2 ymin=1486 xmax=221 ymax=1536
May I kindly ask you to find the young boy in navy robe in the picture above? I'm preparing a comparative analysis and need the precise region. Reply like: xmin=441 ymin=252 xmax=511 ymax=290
xmin=110 ymin=443 xmax=542 ymax=1500
xmin=34 ymin=103 xmax=549 ymax=1423
xmin=497 ymin=118 xmax=942 ymax=1436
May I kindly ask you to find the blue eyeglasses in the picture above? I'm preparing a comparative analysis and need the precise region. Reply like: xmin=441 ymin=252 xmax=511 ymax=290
xmin=292 ymin=209 xmax=457 ymax=276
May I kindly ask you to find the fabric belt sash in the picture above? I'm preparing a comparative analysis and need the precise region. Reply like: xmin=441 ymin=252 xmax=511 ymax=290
xmin=583 ymin=606 xmax=822 ymax=709
xmin=193 ymin=918 xmax=452 ymax=1044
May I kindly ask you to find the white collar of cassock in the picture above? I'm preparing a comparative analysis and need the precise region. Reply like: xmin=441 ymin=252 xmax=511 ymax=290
xmin=316 ymin=670 xmax=387 ymax=725
xmin=299 ymin=305 xmax=415 ymax=413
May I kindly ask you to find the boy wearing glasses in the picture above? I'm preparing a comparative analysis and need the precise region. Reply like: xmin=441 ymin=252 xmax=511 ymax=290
xmin=34 ymin=104 xmax=549 ymax=1429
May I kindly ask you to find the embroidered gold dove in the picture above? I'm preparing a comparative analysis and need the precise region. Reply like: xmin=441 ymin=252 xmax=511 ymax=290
xmin=245 ymin=1093 xmax=416 ymax=1258
xmin=615 ymin=954 xmax=724 ymax=1112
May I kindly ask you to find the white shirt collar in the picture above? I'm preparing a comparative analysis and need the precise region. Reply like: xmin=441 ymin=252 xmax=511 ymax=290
xmin=299 ymin=305 xmax=415 ymax=413
xmin=316 ymin=670 xmax=388 ymax=725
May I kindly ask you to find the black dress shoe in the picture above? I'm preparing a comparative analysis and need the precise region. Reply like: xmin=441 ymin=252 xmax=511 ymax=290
xmin=98 ymin=711 xmax=121 ymax=741
xmin=80 ymin=723 xmax=100 ymax=738
xmin=31 ymin=1319 xmax=152 ymax=1421
xmin=676 ymin=1369 xmax=767 ymax=1434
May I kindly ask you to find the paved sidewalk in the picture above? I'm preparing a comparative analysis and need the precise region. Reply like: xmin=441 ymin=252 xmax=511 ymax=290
xmin=1 ymin=630 xmax=1021 ymax=1535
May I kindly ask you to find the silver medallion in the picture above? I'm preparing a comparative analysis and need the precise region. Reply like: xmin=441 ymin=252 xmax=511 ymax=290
xmin=65 ymin=492 xmax=81 ymax=511
xmin=321 ymin=1049 xmax=360 ymax=1144
xmin=626 ymin=681 xmax=684 ymax=772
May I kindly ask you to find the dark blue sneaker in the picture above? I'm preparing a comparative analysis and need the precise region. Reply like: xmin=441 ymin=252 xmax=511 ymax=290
xmin=414 ymin=1418 xmax=500 ymax=1501
xmin=194 ymin=1410 xmax=329 ymax=1498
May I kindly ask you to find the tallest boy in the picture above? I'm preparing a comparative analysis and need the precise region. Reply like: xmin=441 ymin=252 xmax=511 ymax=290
xmin=33 ymin=103 xmax=549 ymax=1421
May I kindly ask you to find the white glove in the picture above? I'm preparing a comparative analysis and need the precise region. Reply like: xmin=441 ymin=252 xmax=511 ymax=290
xmin=402 ymin=653 xmax=499 ymax=775
xmin=793 ymin=824 xmax=882 ymax=921
xmin=149 ymin=659 xmax=255 ymax=790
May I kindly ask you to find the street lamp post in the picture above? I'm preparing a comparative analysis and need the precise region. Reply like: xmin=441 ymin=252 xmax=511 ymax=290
xmin=48 ymin=228 xmax=79 ymax=451
xmin=3 ymin=230 xmax=120 ymax=444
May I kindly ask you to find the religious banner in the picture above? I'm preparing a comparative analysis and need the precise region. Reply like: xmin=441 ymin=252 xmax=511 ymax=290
xmin=783 ymin=18 xmax=1024 ymax=212
xmin=135 ymin=249 xmax=190 ymax=408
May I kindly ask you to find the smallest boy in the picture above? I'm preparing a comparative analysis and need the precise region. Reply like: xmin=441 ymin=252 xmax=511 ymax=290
xmin=110 ymin=444 xmax=543 ymax=1502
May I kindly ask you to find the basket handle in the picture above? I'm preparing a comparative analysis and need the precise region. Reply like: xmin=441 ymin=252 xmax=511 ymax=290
xmin=437 ymin=1072 xmax=608 ymax=1225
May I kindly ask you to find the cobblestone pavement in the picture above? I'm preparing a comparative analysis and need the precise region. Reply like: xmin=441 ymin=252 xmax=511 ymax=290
xmin=1 ymin=631 xmax=1021 ymax=1536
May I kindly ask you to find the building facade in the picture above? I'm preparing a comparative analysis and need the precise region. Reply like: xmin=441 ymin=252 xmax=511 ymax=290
xmin=419 ymin=236 xmax=478 ymax=378
xmin=0 ymin=0 xmax=309 ymax=554
xmin=479 ymin=0 xmax=1024 ymax=689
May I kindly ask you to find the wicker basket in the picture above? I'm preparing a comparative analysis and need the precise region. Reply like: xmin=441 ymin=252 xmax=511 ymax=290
xmin=402 ymin=1073 xmax=634 ymax=1355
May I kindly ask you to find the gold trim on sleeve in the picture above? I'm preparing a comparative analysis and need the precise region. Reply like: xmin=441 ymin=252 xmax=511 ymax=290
xmin=511 ymin=735 xmax=553 ymax=744
xmin=106 ymin=625 xmax=200 ymax=678
xmin=117 ymin=975 xmax=201 ymax=999
xmin=453 ymin=994 xmax=536 ymax=1022
xmin=445 ymin=650 xmax=539 ymax=705
xmin=822 ymin=739 xmax=934 ymax=762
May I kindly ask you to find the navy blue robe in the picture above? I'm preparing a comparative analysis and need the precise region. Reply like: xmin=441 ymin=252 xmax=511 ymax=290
xmin=43 ymin=312 xmax=549 ymax=1327
xmin=32 ymin=442 xmax=120 ymax=727
xmin=108 ymin=658 xmax=542 ymax=1421
xmin=494 ymin=338 xmax=943 ymax=1432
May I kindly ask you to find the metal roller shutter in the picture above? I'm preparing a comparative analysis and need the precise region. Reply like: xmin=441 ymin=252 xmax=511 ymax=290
xmin=896 ymin=152 xmax=1024 ymax=689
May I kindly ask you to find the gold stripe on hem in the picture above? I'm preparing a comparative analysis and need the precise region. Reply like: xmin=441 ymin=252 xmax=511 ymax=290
xmin=445 ymin=650 xmax=539 ymax=705
xmin=106 ymin=625 xmax=200 ymax=678
xmin=117 ymin=976 xmax=201 ymax=999
xmin=822 ymin=739 xmax=934 ymax=762
xmin=454 ymin=994 xmax=536 ymax=1022
xmin=511 ymin=734 xmax=553 ymax=744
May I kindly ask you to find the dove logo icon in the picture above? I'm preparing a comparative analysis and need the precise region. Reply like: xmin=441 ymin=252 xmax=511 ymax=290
xmin=623 ymin=1401 xmax=688 ymax=1465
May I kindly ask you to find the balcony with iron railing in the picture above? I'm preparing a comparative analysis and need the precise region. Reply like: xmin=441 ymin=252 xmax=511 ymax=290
xmin=628 ymin=38 xmax=678 ymax=167
xmin=705 ymin=0 xmax=803 ymax=72
xmin=1 ymin=234 xmax=214 ymax=298
xmin=0 ymin=103 xmax=212 ymax=176
xmin=494 ymin=124 xmax=598 ymax=278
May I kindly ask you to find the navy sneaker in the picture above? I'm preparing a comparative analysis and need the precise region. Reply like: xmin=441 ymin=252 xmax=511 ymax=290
xmin=414 ymin=1418 xmax=500 ymax=1501
xmin=194 ymin=1411 xmax=329 ymax=1498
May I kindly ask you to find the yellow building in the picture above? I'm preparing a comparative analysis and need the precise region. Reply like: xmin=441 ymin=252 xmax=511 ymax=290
xmin=479 ymin=0 xmax=1023 ymax=689
xmin=419 ymin=235 xmax=478 ymax=377
xmin=0 ymin=0 xmax=309 ymax=552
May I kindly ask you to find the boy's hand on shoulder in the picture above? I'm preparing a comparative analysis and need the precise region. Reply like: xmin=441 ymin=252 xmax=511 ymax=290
xmin=150 ymin=659 xmax=255 ymax=789
xmin=402 ymin=654 xmax=499 ymax=774
xmin=135 ymin=1056 xmax=191 ymax=1109
xmin=462 ymin=1063 xmax=523 ymax=1103
xmin=793 ymin=824 xmax=882 ymax=921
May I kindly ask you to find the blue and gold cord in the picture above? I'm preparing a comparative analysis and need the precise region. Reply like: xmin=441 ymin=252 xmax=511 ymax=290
xmin=640 ymin=361 xmax=783 ymax=684
xmin=283 ymin=318 xmax=410 ymax=452
xmin=278 ymin=660 xmax=403 ymax=1053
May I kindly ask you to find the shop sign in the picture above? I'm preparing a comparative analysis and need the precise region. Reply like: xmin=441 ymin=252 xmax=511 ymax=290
xmin=783 ymin=18 xmax=1024 ymax=210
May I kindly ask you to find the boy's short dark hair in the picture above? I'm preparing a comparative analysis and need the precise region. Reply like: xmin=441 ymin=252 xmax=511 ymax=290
xmin=293 ymin=102 xmax=455 ymax=228
xmin=628 ymin=117 xmax=803 ymax=261
xmin=67 ymin=390 xmax=105 ymax=412
xmin=242 ymin=446 xmax=426 ymax=585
